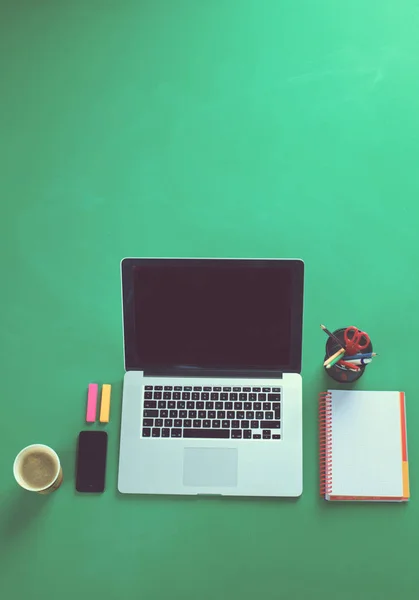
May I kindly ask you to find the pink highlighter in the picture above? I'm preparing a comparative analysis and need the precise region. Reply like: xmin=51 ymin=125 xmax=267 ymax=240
xmin=86 ymin=383 xmax=98 ymax=422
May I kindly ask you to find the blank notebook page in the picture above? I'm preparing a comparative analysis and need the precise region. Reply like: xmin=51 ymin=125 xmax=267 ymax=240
xmin=331 ymin=391 xmax=403 ymax=498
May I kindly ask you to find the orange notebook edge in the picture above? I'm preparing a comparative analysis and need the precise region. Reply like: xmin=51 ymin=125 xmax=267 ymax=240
xmin=400 ymin=392 xmax=410 ymax=500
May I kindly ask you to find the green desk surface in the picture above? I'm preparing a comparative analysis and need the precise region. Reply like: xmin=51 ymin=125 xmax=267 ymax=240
xmin=1 ymin=1 xmax=418 ymax=598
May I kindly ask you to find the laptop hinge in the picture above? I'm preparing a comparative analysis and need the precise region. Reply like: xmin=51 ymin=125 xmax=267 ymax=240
xmin=143 ymin=367 xmax=283 ymax=379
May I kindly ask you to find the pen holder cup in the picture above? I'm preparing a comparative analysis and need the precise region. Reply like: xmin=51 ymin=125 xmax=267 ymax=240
xmin=324 ymin=328 xmax=373 ymax=383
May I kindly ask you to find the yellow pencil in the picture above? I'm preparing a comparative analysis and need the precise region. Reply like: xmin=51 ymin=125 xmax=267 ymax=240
xmin=324 ymin=348 xmax=345 ymax=368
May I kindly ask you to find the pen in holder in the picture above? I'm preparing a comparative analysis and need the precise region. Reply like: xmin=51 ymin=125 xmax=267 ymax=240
xmin=324 ymin=327 xmax=373 ymax=383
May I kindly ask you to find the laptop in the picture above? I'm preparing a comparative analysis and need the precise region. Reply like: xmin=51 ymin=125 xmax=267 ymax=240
xmin=118 ymin=258 xmax=304 ymax=497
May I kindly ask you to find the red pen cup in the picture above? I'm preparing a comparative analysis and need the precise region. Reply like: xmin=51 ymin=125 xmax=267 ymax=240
xmin=324 ymin=327 xmax=373 ymax=383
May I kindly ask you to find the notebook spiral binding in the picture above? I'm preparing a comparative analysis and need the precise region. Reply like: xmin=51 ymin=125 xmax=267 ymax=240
xmin=319 ymin=392 xmax=333 ymax=496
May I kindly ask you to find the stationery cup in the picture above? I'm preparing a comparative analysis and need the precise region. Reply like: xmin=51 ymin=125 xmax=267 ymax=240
xmin=324 ymin=327 xmax=373 ymax=383
xmin=13 ymin=444 xmax=63 ymax=494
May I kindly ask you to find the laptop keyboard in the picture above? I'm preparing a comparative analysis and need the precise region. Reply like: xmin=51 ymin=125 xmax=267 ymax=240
xmin=141 ymin=385 xmax=281 ymax=441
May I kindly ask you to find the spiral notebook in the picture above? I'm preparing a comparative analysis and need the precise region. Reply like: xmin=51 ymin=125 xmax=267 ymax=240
xmin=319 ymin=390 xmax=409 ymax=502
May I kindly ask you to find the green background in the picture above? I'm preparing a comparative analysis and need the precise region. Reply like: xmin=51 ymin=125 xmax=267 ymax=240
xmin=1 ymin=1 xmax=418 ymax=598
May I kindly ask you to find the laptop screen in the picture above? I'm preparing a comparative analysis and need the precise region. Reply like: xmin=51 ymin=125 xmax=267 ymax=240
xmin=122 ymin=259 xmax=304 ymax=373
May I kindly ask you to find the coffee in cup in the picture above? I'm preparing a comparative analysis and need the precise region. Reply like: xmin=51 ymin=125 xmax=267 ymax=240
xmin=13 ymin=444 xmax=63 ymax=494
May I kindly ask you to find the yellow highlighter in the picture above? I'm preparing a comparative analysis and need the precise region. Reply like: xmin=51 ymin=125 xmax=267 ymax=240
xmin=99 ymin=384 xmax=112 ymax=423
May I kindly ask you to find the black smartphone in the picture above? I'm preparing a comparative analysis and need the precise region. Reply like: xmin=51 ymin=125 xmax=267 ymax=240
xmin=76 ymin=431 xmax=108 ymax=493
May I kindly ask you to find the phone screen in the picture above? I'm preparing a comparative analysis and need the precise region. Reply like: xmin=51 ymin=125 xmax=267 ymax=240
xmin=76 ymin=431 xmax=108 ymax=493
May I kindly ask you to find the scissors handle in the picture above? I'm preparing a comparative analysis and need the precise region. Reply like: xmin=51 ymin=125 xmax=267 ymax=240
xmin=356 ymin=334 xmax=370 ymax=350
xmin=344 ymin=327 xmax=370 ymax=353
xmin=344 ymin=327 xmax=359 ymax=347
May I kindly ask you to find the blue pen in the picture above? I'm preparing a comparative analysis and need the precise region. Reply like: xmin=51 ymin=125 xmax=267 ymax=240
xmin=343 ymin=352 xmax=377 ymax=361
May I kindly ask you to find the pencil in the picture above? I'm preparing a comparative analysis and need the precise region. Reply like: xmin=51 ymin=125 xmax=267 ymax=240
xmin=326 ymin=353 xmax=345 ymax=369
xmin=338 ymin=359 xmax=360 ymax=371
xmin=324 ymin=347 xmax=345 ymax=368
xmin=320 ymin=324 xmax=345 ymax=348
xmin=343 ymin=352 xmax=377 ymax=361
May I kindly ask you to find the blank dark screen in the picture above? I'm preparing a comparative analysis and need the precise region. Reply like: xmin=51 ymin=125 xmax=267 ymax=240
xmin=133 ymin=263 xmax=293 ymax=369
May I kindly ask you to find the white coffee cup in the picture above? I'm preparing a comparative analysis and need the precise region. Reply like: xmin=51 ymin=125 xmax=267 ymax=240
xmin=13 ymin=444 xmax=63 ymax=494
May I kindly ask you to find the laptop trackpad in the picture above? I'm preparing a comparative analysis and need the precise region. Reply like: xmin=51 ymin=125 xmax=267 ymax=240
xmin=183 ymin=448 xmax=238 ymax=487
